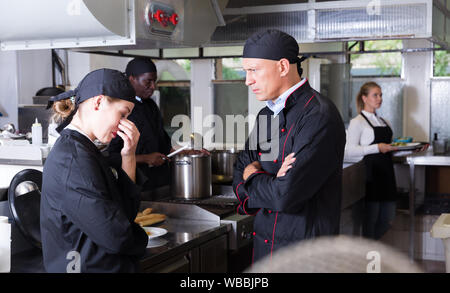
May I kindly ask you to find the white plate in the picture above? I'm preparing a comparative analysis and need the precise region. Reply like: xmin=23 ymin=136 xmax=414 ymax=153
xmin=392 ymin=142 xmax=423 ymax=150
xmin=143 ymin=227 xmax=167 ymax=239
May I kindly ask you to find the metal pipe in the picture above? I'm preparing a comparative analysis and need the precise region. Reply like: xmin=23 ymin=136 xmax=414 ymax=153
xmin=71 ymin=46 xmax=448 ymax=60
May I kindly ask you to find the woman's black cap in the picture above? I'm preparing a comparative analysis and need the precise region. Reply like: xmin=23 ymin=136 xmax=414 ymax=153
xmin=47 ymin=68 xmax=136 ymax=132
xmin=47 ymin=68 xmax=135 ymax=109
xmin=125 ymin=57 xmax=157 ymax=77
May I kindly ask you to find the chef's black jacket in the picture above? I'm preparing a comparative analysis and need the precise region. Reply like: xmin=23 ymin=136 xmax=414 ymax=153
xmin=41 ymin=129 xmax=148 ymax=273
xmin=233 ymin=81 xmax=346 ymax=262
xmin=108 ymin=97 xmax=172 ymax=191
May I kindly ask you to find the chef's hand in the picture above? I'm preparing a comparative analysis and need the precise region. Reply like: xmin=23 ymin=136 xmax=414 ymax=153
xmin=117 ymin=118 xmax=140 ymax=157
xmin=117 ymin=118 xmax=139 ymax=182
xmin=414 ymin=143 xmax=429 ymax=153
xmin=143 ymin=152 xmax=168 ymax=167
xmin=378 ymin=143 xmax=398 ymax=153
xmin=243 ymin=161 xmax=262 ymax=181
xmin=277 ymin=153 xmax=296 ymax=177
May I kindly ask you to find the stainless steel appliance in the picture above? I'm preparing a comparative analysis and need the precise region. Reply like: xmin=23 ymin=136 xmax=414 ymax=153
xmin=211 ymin=148 xmax=240 ymax=184
xmin=0 ymin=0 xmax=228 ymax=51
xmin=171 ymin=153 xmax=212 ymax=199
xmin=154 ymin=193 xmax=253 ymax=251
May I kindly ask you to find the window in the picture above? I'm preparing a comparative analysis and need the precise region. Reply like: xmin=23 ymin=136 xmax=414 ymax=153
xmin=433 ymin=46 xmax=450 ymax=77
xmin=159 ymin=59 xmax=191 ymax=81
xmin=155 ymin=59 xmax=191 ymax=137
xmin=215 ymin=58 xmax=245 ymax=81
xmin=349 ymin=40 xmax=402 ymax=77
xmin=213 ymin=58 xmax=248 ymax=146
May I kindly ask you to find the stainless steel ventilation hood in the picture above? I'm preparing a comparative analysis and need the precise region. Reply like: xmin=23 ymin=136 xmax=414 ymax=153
xmin=0 ymin=0 xmax=228 ymax=51
xmin=210 ymin=0 xmax=450 ymax=48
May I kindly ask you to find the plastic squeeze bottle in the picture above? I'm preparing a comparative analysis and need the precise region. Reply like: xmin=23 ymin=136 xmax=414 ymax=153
xmin=32 ymin=118 xmax=42 ymax=146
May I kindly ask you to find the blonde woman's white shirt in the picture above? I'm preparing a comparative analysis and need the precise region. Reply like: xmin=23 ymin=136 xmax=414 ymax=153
xmin=344 ymin=110 xmax=392 ymax=162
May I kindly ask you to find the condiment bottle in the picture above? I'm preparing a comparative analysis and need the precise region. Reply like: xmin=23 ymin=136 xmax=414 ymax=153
xmin=31 ymin=118 xmax=42 ymax=146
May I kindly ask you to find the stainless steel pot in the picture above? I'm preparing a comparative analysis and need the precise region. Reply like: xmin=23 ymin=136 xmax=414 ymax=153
xmin=211 ymin=148 xmax=240 ymax=184
xmin=171 ymin=153 xmax=212 ymax=199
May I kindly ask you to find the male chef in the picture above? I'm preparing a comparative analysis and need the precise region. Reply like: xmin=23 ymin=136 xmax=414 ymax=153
xmin=233 ymin=29 xmax=346 ymax=263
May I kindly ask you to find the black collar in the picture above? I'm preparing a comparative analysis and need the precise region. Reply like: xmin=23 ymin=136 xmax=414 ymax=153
xmin=284 ymin=80 xmax=313 ymax=110
xmin=60 ymin=128 xmax=101 ymax=156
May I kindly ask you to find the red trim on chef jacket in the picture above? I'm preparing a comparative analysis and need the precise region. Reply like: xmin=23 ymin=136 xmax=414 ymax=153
xmin=242 ymin=197 xmax=259 ymax=216
xmin=235 ymin=181 xmax=244 ymax=202
xmin=252 ymin=171 xmax=268 ymax=175
xmin=304 ymin=94 xmax=315 ymax=109
xmin=270 ymin=212 xmax=279 ymax=261
xmin=282 ymin=124 xmax=295 ymax=162
xmin=281 ymin=94 xmax=316 ymax=162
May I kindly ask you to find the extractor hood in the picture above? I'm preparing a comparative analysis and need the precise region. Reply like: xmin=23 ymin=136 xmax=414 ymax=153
xmin=0 ymin=0 xmax=228 ymax=51
xmin=210 ymin=0 xmax=450 ymax=48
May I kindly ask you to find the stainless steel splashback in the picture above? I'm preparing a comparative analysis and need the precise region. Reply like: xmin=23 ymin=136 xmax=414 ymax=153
xmin=430 ymin=78 xmax=450 ymax=141
xmin=320 ymin=63 xmax=352 ymax=124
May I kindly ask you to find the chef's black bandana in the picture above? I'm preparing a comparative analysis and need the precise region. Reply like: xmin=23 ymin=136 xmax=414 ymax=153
xmin=125 ymin=57 xmax=157 ymax=77
xmin=243 ymin=29 xmax=306 ymax=76
xmin=47 ymin=68 xmax=136 ymax=133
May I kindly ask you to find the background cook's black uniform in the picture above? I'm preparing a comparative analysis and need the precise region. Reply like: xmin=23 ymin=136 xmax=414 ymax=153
xmin=232 ymin=81 xmax=346 ymax=262
xmin=360 ymin=113 xmax=397 ymax=202
xmin=108 ymin=98 xmax=172 ymax=192
xmin=41 ymin=129 xmax=148 ymax=273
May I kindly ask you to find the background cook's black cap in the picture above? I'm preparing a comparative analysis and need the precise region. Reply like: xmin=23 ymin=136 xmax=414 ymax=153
xmin=125 ymin=57 xmax=157 ymax=77
xmin=47 ymin=68 xmax=136 ymax=132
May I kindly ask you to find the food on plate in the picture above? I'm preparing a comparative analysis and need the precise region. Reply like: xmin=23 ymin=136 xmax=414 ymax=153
xmin=142 ymin=208 xmax=153 ymax=215
xmin=391 ymin=142 xmax=406 ymax=146
xmin=135 ymin=213 xmax=166 ymax=227
xmin=145 ymin=230 xmax=152 ymax=236
xmin=394 ymin=136 xmax=413 ymax=143
xmin=136 ymin=208 xmax=153 ymax=218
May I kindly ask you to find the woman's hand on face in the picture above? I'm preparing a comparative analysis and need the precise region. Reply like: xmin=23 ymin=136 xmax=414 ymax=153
xmin=378 ymin=143 xmax=398 ymax=153
xmin=277 ymin=153 xmax=296 ymax=177
xmin=117 ymin=118 xmax=140 ymax=157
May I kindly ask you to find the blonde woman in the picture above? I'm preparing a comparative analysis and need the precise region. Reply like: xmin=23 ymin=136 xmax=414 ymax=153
xmin=345 ymin=82 xmax=398 ymax=240
xmin=41 ymin=69 xmax=148 ymax=272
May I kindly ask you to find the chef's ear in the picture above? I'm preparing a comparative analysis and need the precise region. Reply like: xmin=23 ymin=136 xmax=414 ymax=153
xmin=91 ymin=95 xmax=104 ymax=111
xmin=128 ymin=75 xmax=137 ymax=86
xmin=278 ymin=58 xmax=290 ymax=77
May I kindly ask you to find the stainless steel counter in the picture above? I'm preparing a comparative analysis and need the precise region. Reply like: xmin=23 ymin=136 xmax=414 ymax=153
xmin=394 ymin=148 xmax=450 ymax=262
xmin=9 ymin=216 xmax=229 ymax=273
xmin=138 ymin=201 xmax=230 ymax=272
xmin=139 ymin=218 xmax=229 ymax=272
xmin=404 ymin=149 xmax=450 ymax=166
xmin=342 ymin=160 xmax=365 ymax=209
xmin=5 ymin=200 xmax=230 ymax=273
